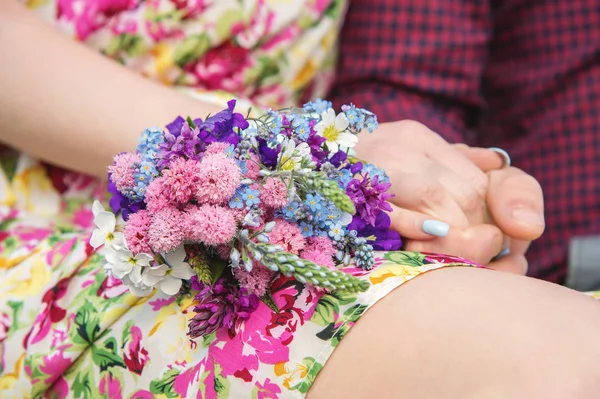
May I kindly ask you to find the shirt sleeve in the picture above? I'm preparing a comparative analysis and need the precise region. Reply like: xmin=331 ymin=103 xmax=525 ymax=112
xmin=328 ymin=0 xmax=492 ymax=143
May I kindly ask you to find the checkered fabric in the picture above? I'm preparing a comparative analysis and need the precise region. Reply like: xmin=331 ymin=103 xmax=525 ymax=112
xmin=329 ymin=0 xmax=600 ymax=284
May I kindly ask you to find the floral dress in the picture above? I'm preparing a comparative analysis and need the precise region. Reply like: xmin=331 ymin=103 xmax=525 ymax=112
xmin=1 ymin=1 xmax=484 ymax=398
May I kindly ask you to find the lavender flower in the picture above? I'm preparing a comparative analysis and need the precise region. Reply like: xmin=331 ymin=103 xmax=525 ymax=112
xmin=157 ymin=121 xmax=203 ymax=170
xmin=188 ymin=278 xmax=259 ymax=339
xmin=345 ymin=174 xmax=394 ymax=226
xmin=107 ymin=177 xmax=144 ymax=220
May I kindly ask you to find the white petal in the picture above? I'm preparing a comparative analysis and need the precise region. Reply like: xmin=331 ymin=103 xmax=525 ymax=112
xmin=326 ymin=141 xmax=339 ymax=153
xmin=135 ymin=253 xmax=154 ymax=267
xmin=128 ymin=284 xmax=153 ymax=297
xmin=94 ymin=211 xmax=116 ymax=232
xmin=129 ymin=266 xmax=143 ymax=284
xmin=89 ymin=229 xmax=105 ymax=249
xmin=112 ymin=261 xmax=132 ymax=279
xmin=110 ymin=232 xmax=125 ymax=250
xmin=142 ymin=265 xmax=168 ymax=286
xmin=164 ymin=246 xmax=186 ymax=266
xmin=92 ymin=200 xmax=105 ymax=217
xmin=116 ymin=248 xmax=133 ymax=262
xmin=104 ymin=246 xmax=117 ymax=263
xmin=339 ymin=212 xmax=353 ymax=226
xmin=321 ymin=108 xmax=335 ymax=124
xmin=159 ymin=276 xmax=183 ymax=296
xmin=338 ymin=132 xmax=359 ymax=148
xmin=171 ymin=262 xmax=195 ymax=279
xmin=314 ymin=121 xmax=325 ymax=135
xmin=334 ymin=112 xmax=350 ymax=131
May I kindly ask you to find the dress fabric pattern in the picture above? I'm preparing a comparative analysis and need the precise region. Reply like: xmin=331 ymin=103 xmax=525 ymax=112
xmin=0 ymin=1 xmax=481 ymax=397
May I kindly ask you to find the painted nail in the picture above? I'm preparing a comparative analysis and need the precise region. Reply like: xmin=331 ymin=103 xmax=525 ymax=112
xmin=511 ymin=207 xmax=545 ymax=227
xmin=422 ymin=220 xmax=450 ymax=237
xmin=492 ymin=247 xmax=511 ymax=261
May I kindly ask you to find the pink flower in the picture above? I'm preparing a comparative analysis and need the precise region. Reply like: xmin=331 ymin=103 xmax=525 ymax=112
xmin=300 ymin=248 xmax=335 ymax=269
xmin=244 ymin=153 xmax=261 ymax=180
xmin=269 ymin=219 xmax=305 ymax=255
xmin=124 ymin=210 xmax=152 ymax=254
xmin=40 ymin=351 xmax=71 ymax=384
xmin=204 ymin=142 xmax=229 ymax=157
xmin=256 ymin=378 xmax=282 ymax=399
xmin=123 ymin=326 xmax=149 ymax=375
xmin=0 ymin=313 xmax=11 ymax=342
xmin=305 ymin=236 xmax=336 ymax=258
xmin=161 ymin=158 xmax=201 ymax=204
xmin=260 ymin=177 xmax=289 ymax=209
xmin=185 ymin=205 xmax=237 ymax=246
xmin=148 ymin=207 xmax=186 ymax=253
xmin=196 ymin=154 xmax=242 ymax=205
xmin=234 ymin=265 xmax=274 ymax=297
xmin=99 ymin=373 xmax=123 ymax=399
xmin=108 ymin=152 xmax=139 ymax=192
xmin=144 ymin=177 xmax=171 ymax=213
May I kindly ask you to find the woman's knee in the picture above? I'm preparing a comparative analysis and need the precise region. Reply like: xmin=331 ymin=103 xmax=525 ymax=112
xmin=309 ymin=267 xmax=600 ymax=398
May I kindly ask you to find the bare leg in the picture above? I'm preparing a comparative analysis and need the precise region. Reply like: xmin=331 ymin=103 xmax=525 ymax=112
xmin=310 ymin=268 xmax=600 ymax=398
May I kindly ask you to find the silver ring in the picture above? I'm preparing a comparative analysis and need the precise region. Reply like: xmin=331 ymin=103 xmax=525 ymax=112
xmin=488 ymin=147 xmax=511 ymax=168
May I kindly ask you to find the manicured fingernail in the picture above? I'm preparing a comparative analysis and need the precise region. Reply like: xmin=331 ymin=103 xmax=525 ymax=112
xmin=492 ymin=248 xmax=511 ymax=261
xmin=422 ymin=220 xmax=450 ymax=237
xmin=511 ymin=207 xmax=545 ymax=227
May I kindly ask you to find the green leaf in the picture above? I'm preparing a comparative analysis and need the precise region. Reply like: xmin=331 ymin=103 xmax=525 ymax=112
xmin=121 ymin=320 xmax=134 ymax=348
xmin=215 ymin=9 xmax=245 ymax=41
xmin=7 ymin=300 xmax=23 ymax=334
xmin=290 ymin=357 xmax=323 ymax=394
xmin=202 ymin=332 xmax=217 ymax=348
xmin=91 ymin=337 xmax=126 ymax=372
xmin=260 ymin=290 xmax=279 ymax=313
xmin=72 ymin=300 xmax=102 ymax=346
xmin=214 ymin=363 xmax=231 ymax=399
xmin=311 ymin=296 xmax=339 ymax=326
xmin=384 ymin=251 xmax=426 ymax=267
xmin=0 ymin=147 xmax=18 ymax=181
xmin=72 ymin=369 xmax=99 ymax=399
xmin=150 ymin=368 xmax=180 ymax=398
xmin=342 ymin=304 xmax=368 ymax=324
xmin=186 ymin=116 xmax=197 ymax=129
xmin=210 ymin=258 xmax=227 ymax=284
xmin=173 ymin=34 xmax=211 ymax=67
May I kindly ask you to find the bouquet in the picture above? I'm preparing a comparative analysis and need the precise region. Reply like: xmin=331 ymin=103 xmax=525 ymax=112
xmin=90 ymin=99 xmax=402 ymax=338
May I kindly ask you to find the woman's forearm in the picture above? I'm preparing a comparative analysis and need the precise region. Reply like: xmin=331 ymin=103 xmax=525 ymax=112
xmin=0 ymin=1 xmax=224 ymax=178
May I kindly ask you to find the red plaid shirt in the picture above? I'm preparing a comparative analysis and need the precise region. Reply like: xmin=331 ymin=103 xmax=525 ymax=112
xmin=329 ymin=0 xmax=600 ymax=284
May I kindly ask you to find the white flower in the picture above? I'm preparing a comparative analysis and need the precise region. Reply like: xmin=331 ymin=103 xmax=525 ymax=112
xmin=277 ymin=138 xmax=312 ymax=171
xmin=90 ymin=200 xmax=124 ymax=250
xmin=111 ymin=249 xmax=154 ymax=280
xmin=314 ymin=108 xmax=357 ymax=153
xmin=142 ymin=246 xmax=195 ymax=296
xmin=122 ymin=274 xmax=153 ymax=297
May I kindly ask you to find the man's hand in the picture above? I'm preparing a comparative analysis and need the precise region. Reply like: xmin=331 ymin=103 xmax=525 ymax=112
xmin=354 ymin=120 xmax=545 ymax=272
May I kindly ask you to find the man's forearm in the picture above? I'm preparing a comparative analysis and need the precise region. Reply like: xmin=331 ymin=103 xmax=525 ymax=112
xmin=0 ymin=1 xmax=223 ymax=178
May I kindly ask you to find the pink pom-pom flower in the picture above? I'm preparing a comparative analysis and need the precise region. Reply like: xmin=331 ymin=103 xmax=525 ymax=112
xmin=305 ymin=236 xmax=336 ymax=258
xmin=124 ymin=210 xmax=152 ymax=255
xmin=185 ymin=204 xmax=237 ymax=246
xmin=260 ymin=177 xmax=289 ymax=209
xmin=144 ymin=177 xmax=171 ymax=213
xmin=244 ymin=153 xmax=261 ymax=180
xmin=161 ymin=157 xmax=201 ymax=204
xmin=148 ymin=206 xmax=186 ymax=253
xmin=269 ymin=219 xmax=305 ymax=255
xmin=234 ymin=265 xmax=274 ymax=297
xmin=108 ymin=152 xmax=140 ymax=193
xmin=204 ymin=142 xmax=230 ymax=158
xmin=300 ymin=248 xmax=336 ymax=269
xmin=196 ymin=154 xmax=242 ymax=205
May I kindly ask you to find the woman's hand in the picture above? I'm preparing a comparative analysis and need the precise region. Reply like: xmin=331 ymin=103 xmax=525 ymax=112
xmin=354 ymin=120 xmax=545 ymax=272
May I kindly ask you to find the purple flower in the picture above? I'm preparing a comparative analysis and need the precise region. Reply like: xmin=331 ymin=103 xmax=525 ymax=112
xmin=197 ymin=100 xmax=248 ymax=146
xmin=307 ymin=120 xmax=328 ymax=164
xmin=257 ymin=138 xmax=280 ymax=169
xmin=350 ymin=162 xmax=363 ymax=174
xmin=329 ymin=150 xmax=347 ymax=167
xmin=107 ymin=177 xmax=144 ymax=221
xmin=348 ymin=212 xmax=402 ymax=251
xmin=346 ymin=174 xmax=393 ymax=226
xmin=188 ymin=277 xmax=259 ymax=339
xmin=165 ymin=116 xmax=186 ymax=137
xmin=157 ymin=121 xmax=203 ymax=170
